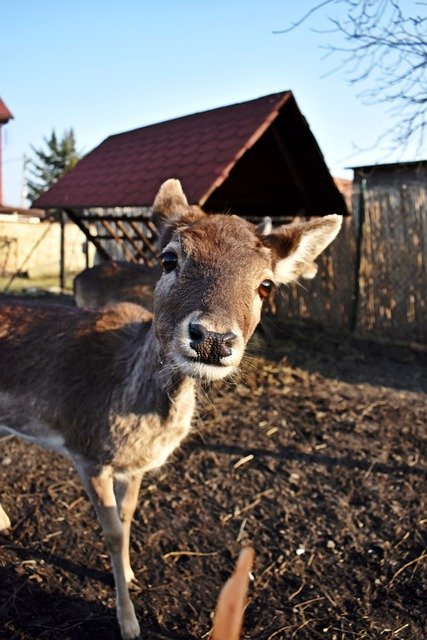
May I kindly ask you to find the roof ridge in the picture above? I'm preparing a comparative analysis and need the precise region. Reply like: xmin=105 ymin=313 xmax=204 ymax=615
xmin=104 ymin=90 xmax=291 ymax=142
xmin=32 ymin=89 xmax=347 ymax=216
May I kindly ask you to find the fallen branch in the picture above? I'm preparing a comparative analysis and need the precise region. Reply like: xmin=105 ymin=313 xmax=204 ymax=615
xmin=211 ymin=547 xmax=254 ymax=640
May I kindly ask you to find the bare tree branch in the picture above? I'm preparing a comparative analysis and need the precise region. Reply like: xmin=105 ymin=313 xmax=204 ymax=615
xmin=272 ymin=0 xmax=334 ymax=35
xmin=274 ymin=0 xmax=427 ymax=153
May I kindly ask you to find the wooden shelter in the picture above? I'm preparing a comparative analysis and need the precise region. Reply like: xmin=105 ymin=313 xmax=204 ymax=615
xmin=349 ymin=160 xmax=426 ymax=343
xmin=353 ymin=159 xmax=427 ymax=189
xmin=33 ymin=91 xmax=348 ymax=264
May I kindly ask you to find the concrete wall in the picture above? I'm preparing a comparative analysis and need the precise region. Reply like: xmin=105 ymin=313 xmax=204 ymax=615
xmin=0 ymin=216 xmax=93 ymax=281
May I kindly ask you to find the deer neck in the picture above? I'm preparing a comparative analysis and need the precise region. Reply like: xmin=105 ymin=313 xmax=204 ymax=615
xmin=115 ymin=323 xmax=196 ymax=420
xmin=106 ymin=323 xmax=196 ymax=474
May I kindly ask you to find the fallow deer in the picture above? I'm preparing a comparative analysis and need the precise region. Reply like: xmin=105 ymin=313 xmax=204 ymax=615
xmin=0 ymin=179 xmax=341 ymax=639
xmin=74 ymin=260 xmax=162 ymax=311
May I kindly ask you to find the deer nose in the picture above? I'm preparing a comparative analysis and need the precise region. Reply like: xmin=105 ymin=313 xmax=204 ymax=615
xmin=188 ymin=322 xmax=237 ymax=363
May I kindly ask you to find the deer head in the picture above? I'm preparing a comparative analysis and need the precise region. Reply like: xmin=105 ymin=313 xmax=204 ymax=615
xmin=152 ymin=179 xmax=342 ymax=381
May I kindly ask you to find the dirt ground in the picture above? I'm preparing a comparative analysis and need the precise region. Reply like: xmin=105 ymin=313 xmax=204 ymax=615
xmin=0 ymin=296 xmax=426 ymax=640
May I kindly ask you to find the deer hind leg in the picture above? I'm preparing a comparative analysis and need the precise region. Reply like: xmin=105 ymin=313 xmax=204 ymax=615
xmin=0 ymin=502 xmax=11 ymax=531
xmin=76 ymin=463 xmax=140 ymax=640
xmin=114 ymin=474 xmax=143 ymax=585
xmin=0 ymin=426 xmax=11 ymax=530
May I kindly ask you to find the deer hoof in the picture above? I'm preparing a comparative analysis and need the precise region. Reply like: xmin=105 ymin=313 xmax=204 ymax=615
xmin=121 ymin=620 xmax=140 ymax=640
xmin=119 ymin=609 xmax=140 ymax=640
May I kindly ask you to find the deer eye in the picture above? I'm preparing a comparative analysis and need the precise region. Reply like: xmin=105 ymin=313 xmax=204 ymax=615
xmin=258 ymin=279 xmax=274 ymax=299
xmin=160 ymin=251 xmax=178 ymax=273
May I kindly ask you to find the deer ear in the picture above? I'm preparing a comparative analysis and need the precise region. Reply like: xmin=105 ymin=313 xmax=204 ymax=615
xmin=153 ymin=179 xmax=190 ymax=222
xmin=264 ymin=215 xmax=342 ymax=284
xmin=153 ymin=179 xmax=206 ymax=229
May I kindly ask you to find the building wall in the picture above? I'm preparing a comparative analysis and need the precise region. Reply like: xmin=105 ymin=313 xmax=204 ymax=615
xmin=0 ymin=217 xmax=93 ymax=282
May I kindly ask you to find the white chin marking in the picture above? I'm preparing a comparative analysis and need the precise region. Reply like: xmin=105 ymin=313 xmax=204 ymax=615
xmin=173 ymin=354 xmax=236 ymax=381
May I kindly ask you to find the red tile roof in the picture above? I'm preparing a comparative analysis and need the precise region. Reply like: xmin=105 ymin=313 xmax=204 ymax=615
xmin=0 ymin=98 xmax=13 ymax=124
xmin=34 ymin=92 xmax=292 ymax=209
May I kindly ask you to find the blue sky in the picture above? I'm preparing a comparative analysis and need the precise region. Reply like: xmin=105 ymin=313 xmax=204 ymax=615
xmin=0 ymin=0 xmax=424 ymax=206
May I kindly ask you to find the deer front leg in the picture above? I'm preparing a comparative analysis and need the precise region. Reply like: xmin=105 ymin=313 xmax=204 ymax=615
xmin=114 ymin=474 xmax=143 ymax=585
xmin=76 ymin=463 xmax=140 ymax=640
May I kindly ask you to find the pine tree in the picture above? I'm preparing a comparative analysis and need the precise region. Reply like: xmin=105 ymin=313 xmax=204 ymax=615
xmin=27 ymin=128 xmax=81 ymax=203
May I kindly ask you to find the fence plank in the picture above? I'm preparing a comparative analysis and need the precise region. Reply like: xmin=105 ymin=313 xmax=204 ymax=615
xmin=273 ymin=214 xmax=357 ymax=330
xmin=271 ymin=184 xmax=426 ymax=343
xmin=356 ymin=185 xmax=426 ymax=342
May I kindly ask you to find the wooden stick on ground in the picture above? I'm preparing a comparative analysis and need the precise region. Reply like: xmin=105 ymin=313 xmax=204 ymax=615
xmin=211 ymin=547 xmax=255 ymax=640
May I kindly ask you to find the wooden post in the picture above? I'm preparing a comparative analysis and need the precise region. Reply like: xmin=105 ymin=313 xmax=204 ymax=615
xmin=85 ymin=240 xmax=90 ymax=269
xmin=350 ymin=179 xmax=367 ymax=332
xmin=59 ymin=211 xmax=65 ymax=291
xmin=0 ymin=125 xmax=3 ymax=206
xmin=64 ymin=208 xmax=112 ymax=261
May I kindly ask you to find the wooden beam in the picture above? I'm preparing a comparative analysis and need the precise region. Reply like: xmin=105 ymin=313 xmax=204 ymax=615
xmin=115 ymin=220 xmax=147 ymax=262
xmin=78 ymin=213 xmax=153 ymax=223
xmin=99 ymin=219 xmax=137 ymax=263
xmin=128 ymin=220 xmax=158 ymax=259
xmin=64 ymin=208 xmax=111 ymax=260
xmin=64 ymin=208 xmax=160 ymax=265
xmin=59 ymin=211 xmax=65 ymax=291
xmin=270 ymin=123 xmax=314 ymax=215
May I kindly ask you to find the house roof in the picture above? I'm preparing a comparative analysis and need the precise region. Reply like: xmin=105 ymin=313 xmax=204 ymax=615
xmin=0 ymin=205 xmax=44 ymax=217
xmin=351 ymin=160 xmax=426 ymax=171
xmin=33 ymin=91 xmax=348 ymax=217
xmin=0 ymin=98 xmax=13 ymax=124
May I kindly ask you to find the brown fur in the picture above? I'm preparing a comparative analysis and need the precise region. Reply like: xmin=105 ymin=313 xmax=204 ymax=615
xmin=155 ymin=215 xmax=271 ymax=342
xmin=74 ymin=261 xmax=162 ymax=310
xmin=0 ymin=179 xmax=342 ymax=639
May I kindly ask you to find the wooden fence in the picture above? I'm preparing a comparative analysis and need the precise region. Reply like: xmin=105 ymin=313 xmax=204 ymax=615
xmin=356 ymin=185 xmax=426 ymax=343
xmin=275 ymin=184 xmax=426 ymax=344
